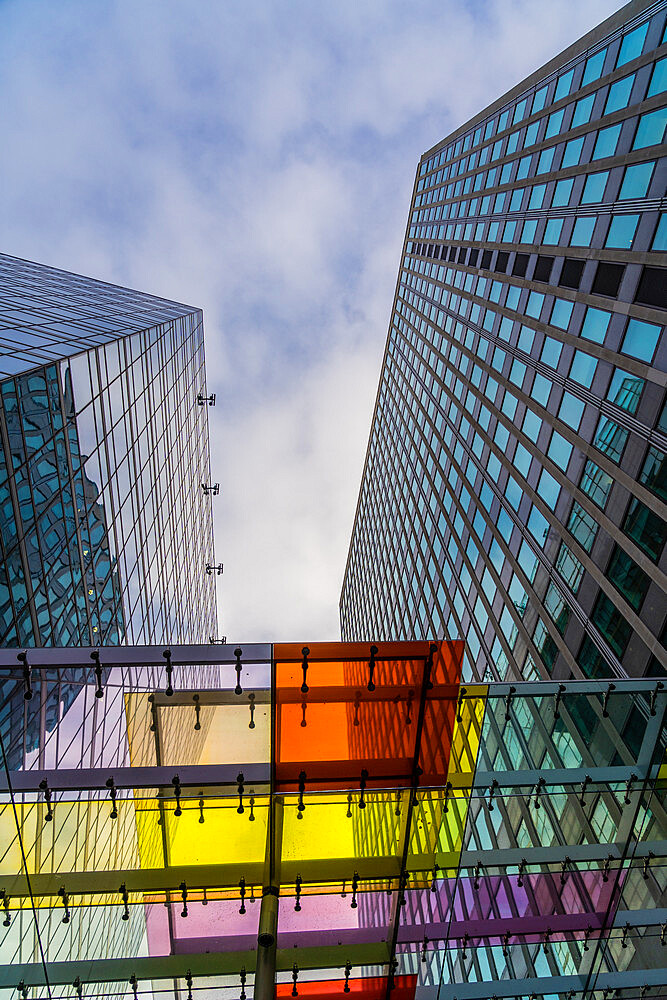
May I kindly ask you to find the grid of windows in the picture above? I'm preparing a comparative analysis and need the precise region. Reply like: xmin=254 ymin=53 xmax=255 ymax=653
xmin=342 ymin=0 xmax=667 ymax=682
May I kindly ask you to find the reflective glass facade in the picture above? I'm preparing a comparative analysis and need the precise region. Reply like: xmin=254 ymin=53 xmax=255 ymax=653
xmin=0 ymin=252 xmax=217 ymax=650
xmin=0 ymin=642 xmax=664 ymax=999
xmin=341 ymin=0 xmax=667 ymax=682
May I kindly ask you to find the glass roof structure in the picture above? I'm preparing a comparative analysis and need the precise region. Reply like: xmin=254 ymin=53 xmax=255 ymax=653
xmin=0 ymin=641 xmax=665 ymax=998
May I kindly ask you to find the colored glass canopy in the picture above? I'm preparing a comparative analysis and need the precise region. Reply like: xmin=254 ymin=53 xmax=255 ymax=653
xmin=0 ymin=642 xmax=665 ymax=999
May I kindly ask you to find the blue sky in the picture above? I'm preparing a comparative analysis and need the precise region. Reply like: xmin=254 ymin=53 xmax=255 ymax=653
xmin=0 ymin=0 xmax=623 ymax=641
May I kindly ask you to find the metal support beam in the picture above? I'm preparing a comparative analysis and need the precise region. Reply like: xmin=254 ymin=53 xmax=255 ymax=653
xmin=0 ymin=943 xmax=390 ymax=988
xmin=0 ymin=762 xmax=270 ymax=793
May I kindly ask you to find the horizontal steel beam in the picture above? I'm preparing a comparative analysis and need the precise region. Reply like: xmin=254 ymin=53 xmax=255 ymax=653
xmin=1 ymin=763 xmax=270 ymax=793
xmin=0 ymin=943 xmax=390 ymax=987
xmin=473 ymin=764 xmax=655 ymax=788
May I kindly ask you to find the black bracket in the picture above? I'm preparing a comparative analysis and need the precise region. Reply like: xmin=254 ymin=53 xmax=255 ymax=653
xmin=39 ymin=779 xmax=53 ymax=822
xmin=120 ymin=883 xmax=130 ymax=921
xmin=180 ymin=881 xmax=188 ymax=918
xmin=193 ymin=694 xmax=201 ymax=731
xmin=106 ymin=777 xmax=118 ymax=819
xmin=234 ymin=647 xmax=243 ymax=695
xmin=297 ymin=770 xmax=306 ymax=818
xmin=90 ymin=649 xmax=103 ymax=698
xmin=237 ymin=773 xmax=245 ymax=814
xmin=172 ymin=775 xmax=182 ymax=817
xmin=18 ymin=651 xmax=32 ymax=701
xmin=163 ymin=649 xmax=174 ymax=697
xmin=367 ymin=645 xmax=378 ymax=692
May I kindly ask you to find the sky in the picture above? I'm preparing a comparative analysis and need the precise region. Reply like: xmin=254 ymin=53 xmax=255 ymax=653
xmin=0 ymin=0 xmax=624 ymax=643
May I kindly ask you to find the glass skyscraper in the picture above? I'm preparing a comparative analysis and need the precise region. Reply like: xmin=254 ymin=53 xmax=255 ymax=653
xmin=0 ymin=252 xmax=217 ymax=648
xmin=341 ymin=0 xmax=667 ymax=684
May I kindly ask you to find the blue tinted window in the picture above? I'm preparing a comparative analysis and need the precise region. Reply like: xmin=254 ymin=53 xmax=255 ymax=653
xmin=521 ymin=219 xmax=538 ymax=243
xmin=648 ymin=57 xmax=667 ymax=98
xmin=552 ymin=178 xmax=574 ymax=206
xmin=517 ymin=539 xmax=539 ymax=582
xmin=652 ymin=213 xmax=667 ymax=251
xmin=593 ymin=124 xmax=622 ymax=159
xmin=594 ymin=416 xmax=628 ymax=463
xmin=572 ymin=93 xmax=595 ymax=127
xmin=526 ymin=291 xmax=545 ymax=319
xmin=580 ymin=307 xmax=611 ymax=344
xmin=633 ymin=109 xmax=667 ymax=149
xmin=536 ymin=148 xmax=555 ymax=174
xmin=518 ymin=325 xmax=535 ymax=353
xmin=555 ymin=68 xmax=575 ymax=101
xmin=570 ymin=350 xmax=597 ymax=388
xmin=581 ymin=171 xmax=609 ymax=203
xmin=513 ymin=98 xmax=528 ymax=124
xmin=513 ymin=441 xmax=532 ymax=477
xmin=509 ymin=187 xmax=524 ymax=211
xmin=524 ymin=121 xmax=540 ymax=147
xmin=522 ymin=408 xmax=542 ymax=442
xmin=551 ymin=299 xmax=574 ymax=330
xmin=580 ymin=460 xmax=613 ymax=509
xmin=621 ymin=317 xmax=662 ymax=362
xmin=558 ymin=391 xmax=585 ymax=431
xmin=562 ymin=136 xmax=585 ymax=167
xmin=537 ymin=468 xmax=561 ymax=507
xmin=529 ymin=184 xmax=546 ymax=208
xmin=546 ymin=109 xmax=565 ymax=138
xmin=510 ymin=359 xmax=527 ymax=387
xmin=582 ymin=47 xmax=607 ymax=85
xmin=502 ymin=221 xmax=517 ymax=242
xmin=505 ymin=474 xmax=523 ymax=511
xmin=532 ymin=84 xmax=549 ymax=113
xmin=516 ymin=155 xmax=531 ymax=179
xmin=619 ymin=161 xmax=654 ymax=199
xmin=542 ymin=334 xmax=564 ymax=367
xmin=570 ymin=216 xmax=596 ymax=246
xmin=531 ymin=373 xmax=552 ymax=407
xmin=616 ymin=21 xmax=649 ymax=67
xmin=547 ymin=430 xmax=573 ymax=472
xmin=528 ymin=506 xmax=550 ymax=548
xmin=604 ymin=74 xmax=635 ymax=115
xmin=544 ymin=218 xmax=564 ymax=244
xmin=606 ymin=214 xmax=639 ymax=249
xmin=506 ymin=285 xmax=521 ymax=310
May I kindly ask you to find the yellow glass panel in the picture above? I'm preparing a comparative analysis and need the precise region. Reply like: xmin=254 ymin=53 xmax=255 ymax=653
xmin=135 ymin=797 xmax=270 ymax=868
xmin=407 ymin=790 xmax=470 ymax=876
xmin=280 ymin=793 xmax=402 ymax=864
xmin=447 ymin=685 xmax=487 ymax=784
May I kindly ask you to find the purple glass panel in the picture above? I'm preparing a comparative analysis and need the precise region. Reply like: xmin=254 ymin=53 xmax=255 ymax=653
xmin=397 ymin=870 xmax=626 ymax=945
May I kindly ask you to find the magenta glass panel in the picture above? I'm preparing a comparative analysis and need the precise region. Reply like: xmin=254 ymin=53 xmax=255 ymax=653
xmin=167 ymin=897 xmax=260 ymax=953
xmin=277 ymin=891 xmax=393 ymax=948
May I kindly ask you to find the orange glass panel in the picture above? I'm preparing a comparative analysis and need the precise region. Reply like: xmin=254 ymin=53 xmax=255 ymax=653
xmin=275 ymin=642 xmax=432 ymax=790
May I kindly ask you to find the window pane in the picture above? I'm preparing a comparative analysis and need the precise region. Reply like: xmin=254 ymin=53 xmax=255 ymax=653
xmin=594 ymin=416 xmax=628 ymax=463
xmin=583 ymin=47 xmax=607 ymax=85
xmin=591 ymin=591 xmax=632 ymax=657
xmin=616 ymin=21 xmax=649 ymax=67
xmin=640 ymin=446 xmax=667 ymax=502
xmin=606 ymin=368 xmax=644 ymax=414
xmin=570 ymin=350 xmax=597 ymax=387
xmin=568 ymin=501 xmax=598 ymax=553
xmin=607 ymin=545 xmax=650 ymax=611
xmin=621 ymin=317 xmax=662 ymax=363
xmin=647 ymin=57 xmax=667 ymax=98
xmin=633 ymin=109 xmax=667 ymax=150
xmin=558 ymin=390 xmax=585 ymax=431
xmin=619 ymin=161 xmax=654 ymax=199
xmin=556 ymin=542 xmax=585 ymax=594
xmin=605 ymin=214 xmax=639 ymax=249
xmin=604 ymin=74 xmax=635 ymax=115
xmin=544 ymin=218 xmax=564 ymax=244
xmin=547 ymin=430 xmax=573 ymax=471
xmin=593 ymin=124 xmax=621 ymax=159
xmin=552 ymin=178 xmax=574 ymax=206
xmin=570 ymin=216 xmax=596 ymax=246
xmin=555 ymin=69 xmax=575 ymax=101
xmin=572 ymin=94 xmax=595 ymax=127
xmin=652 ymin=213 xmax=667 ymax=251
xmin=577 ymin=634 xmax=609 ymax=678
xmin=562 ymin=136 xmax=584 ymax=167
xmin=623 ymin=498 xmax=667 ymax=563
xmin=544 ymin=582 xmax=571 ymax=635
xmin=579 ymin=460 xmax=613 ymax=509
xmin=582 ymin=171 xmax=609 ymax=203
xmin=580 ymin=306 xmax=611 ymax=344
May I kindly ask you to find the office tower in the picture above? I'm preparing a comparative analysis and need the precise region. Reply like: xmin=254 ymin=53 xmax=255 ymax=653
xmin=1 ymin=642 xmax=664 ymax=998
xmin=0 ymin=253 xmax=218 ymax=766
xmin=341 ymin=0 xmax=667 ymax=684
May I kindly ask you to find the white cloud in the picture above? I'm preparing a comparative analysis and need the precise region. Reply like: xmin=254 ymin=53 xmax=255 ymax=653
xmin=0 ymin=0 xmax=624 ymax=640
